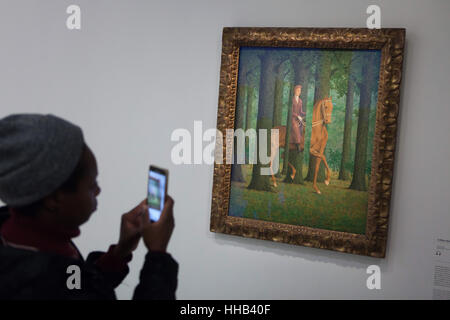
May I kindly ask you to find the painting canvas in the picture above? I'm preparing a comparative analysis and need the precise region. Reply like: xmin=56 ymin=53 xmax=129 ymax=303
xmin=210 ymin=28 xmax=405 ymax=257
xmin=229 ymin=47 xmax=381 ymax=235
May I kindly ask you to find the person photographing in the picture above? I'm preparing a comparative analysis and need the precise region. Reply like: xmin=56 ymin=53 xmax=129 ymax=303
xmin=0 ymin=113 xmax=177 ymax=300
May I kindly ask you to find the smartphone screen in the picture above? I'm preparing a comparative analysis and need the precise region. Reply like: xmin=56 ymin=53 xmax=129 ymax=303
xmin=147 ymin=166 xmax=168 ymax=222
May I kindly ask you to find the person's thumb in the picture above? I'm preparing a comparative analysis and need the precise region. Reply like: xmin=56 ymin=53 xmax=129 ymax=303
xmin=159 ymin=196 xmax=174 ymax=223
xmin=140 ymin=201 xmax=151 ymax=226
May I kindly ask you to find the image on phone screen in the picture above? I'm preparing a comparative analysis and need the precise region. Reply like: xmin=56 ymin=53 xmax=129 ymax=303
xmin=148 ymin=169 xmax=167 ymax=222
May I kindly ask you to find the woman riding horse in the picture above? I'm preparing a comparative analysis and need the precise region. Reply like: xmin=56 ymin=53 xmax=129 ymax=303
xmin=290 ymin=85 xmax=306 ymax=152
xmin=269 ymin=85 xmax=306 ymax=187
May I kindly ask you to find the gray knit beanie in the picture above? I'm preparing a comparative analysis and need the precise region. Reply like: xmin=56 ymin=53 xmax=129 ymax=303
xmin=0 ymin=114 xmax=85 ymax=207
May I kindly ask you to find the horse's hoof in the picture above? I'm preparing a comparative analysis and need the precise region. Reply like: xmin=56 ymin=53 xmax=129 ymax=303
xmin=274 ymin=182 xmax=278 ymax=188
xmin=317 ymin=190 xmax=321 ymax=194
xmin=324 ymin=180 xmax=329 ymax=186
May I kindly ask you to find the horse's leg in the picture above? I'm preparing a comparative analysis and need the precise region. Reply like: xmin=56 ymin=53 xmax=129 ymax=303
xmin=288 ymin=161 xmax=296 ymax=180
xmin=270 ymin=161 xmax=277 ymax=187
xmin=318 ymin=131 xmax=331 ymax=186
xmin=313 ymin=156 xmax=322 ymax=194
xmin=316 ymin=152 xmax=331 ymax=186
xmin=321 ymin=154 xmax=331 ymax=186
xmin=310 ymin=142 xmax=323 ymax=194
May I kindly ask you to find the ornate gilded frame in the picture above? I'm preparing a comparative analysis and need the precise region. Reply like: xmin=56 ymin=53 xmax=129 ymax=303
xmin=210 ymin=27 xmax=405 ymax=258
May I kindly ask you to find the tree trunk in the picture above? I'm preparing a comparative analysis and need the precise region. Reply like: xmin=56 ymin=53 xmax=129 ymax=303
xmin=273 ymin=67 xmax=286 ymax=178
xmin=231 ymin=69 xmax=248 ymax=182
xmin=349 ymin=53 xmax=376 ymax=191
xmin=338 ymin=53 xmax=356 ymax=181
xmin=282 ymin=84 xmax=293 ymax=177
xmin=248 ymin=52 xmax=276 ymax=191
xmin=273 ymin=75 xmax=284 ymax=127
xmin=245 ymin=86 xmax=256 ymax=163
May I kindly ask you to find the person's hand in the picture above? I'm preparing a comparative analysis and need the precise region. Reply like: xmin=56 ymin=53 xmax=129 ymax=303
xmin=114 ymin=199 xmax=147 ymax=259
xmin=141 ymin=195 xmax=175 ymax=253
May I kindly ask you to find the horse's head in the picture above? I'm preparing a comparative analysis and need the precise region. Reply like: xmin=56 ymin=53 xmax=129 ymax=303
xmin=322 ymin=96 xmax=333 ymax=124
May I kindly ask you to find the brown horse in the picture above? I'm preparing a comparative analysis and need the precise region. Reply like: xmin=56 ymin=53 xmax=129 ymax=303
xmin=269 ymin=118 xmax=306 ymax=187
xmin=309 ymin=97 xmax=334 ymax=194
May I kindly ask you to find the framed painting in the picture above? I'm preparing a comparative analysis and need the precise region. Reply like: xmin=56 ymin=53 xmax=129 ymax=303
xmin=210 ymin=27 xmax=405 ymax=257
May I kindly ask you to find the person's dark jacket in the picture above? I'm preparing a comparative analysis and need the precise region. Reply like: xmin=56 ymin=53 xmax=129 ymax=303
xmin=0 ymin=206 xmax=178 ymax=300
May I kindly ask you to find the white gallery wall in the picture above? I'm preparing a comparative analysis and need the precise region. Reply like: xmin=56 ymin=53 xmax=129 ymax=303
xmin=0 ymin=0 xmax=449 ymax=299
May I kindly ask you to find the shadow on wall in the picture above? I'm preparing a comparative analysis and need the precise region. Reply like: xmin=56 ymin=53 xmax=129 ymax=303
xmin=212 ymin=232 xmax=391 ymax=272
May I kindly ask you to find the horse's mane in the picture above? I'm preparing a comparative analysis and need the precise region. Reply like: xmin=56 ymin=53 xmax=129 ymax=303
xmin=313 ymin=97 xmax=331 ymax=110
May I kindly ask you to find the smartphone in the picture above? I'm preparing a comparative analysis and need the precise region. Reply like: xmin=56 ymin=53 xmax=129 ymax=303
xmin=147 ymin=165 xmax=169 ymax=222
